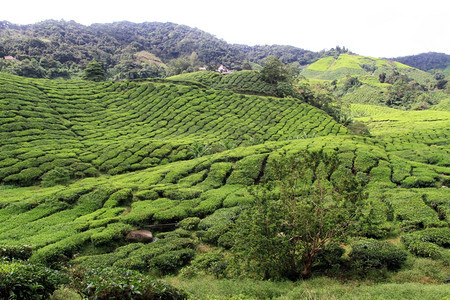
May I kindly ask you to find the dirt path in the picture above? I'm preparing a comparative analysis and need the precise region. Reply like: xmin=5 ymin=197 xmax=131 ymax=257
xmin=327 ymin=58 xmax=337 ymax=70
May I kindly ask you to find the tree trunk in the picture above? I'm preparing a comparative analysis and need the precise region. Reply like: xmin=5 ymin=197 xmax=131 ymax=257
xmin=301 ymin=255 xmax=314 ymax=279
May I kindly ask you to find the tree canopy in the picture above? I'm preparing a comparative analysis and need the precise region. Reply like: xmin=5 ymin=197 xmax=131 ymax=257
xmin=82 ymin=61 xmax=106 ymax=81
xmin=231 ymin=151 xmax=367 ymax=280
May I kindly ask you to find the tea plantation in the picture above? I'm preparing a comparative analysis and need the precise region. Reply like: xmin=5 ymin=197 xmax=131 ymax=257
xmin=0 ymin=71 xmax=449 ymax=299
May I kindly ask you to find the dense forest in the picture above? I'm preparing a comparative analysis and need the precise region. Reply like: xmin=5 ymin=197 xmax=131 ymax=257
xmin=0 ymin=20 xmax=335 ymax=80
xmin=391 ymin=52 xmax=450 ymax=72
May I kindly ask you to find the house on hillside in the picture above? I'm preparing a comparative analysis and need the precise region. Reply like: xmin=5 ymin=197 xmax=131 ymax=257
xmin=3 ymin=56 xmax=16 ymax=61
xmin=216 ymin=64 xmax=232 ymax=74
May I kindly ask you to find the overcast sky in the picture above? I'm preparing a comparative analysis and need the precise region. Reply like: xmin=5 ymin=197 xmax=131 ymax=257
xmin=2 ymin=0 xmax=449 ymax=58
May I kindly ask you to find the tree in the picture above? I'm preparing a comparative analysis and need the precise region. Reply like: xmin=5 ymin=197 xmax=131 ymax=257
xmin=260 ymin=56 xmax=290 ymax=84
xmin=231 ymin=151 xmax=366 ymax=279
xmin=82 ymin=61 xmax=106 ymax=81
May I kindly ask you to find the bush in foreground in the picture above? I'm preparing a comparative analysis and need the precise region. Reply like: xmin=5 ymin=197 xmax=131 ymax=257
xmin=0 ymin=260 xmax=66 ymax=299
xmin=71 ymin=266 xmax=188 ymax=299
xmin=349 ymin=239 xmax=408 ymax=271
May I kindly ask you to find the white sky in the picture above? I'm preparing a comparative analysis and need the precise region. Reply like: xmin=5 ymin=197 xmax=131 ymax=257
xmin=1 ymin=0 xmax=449 ymax=58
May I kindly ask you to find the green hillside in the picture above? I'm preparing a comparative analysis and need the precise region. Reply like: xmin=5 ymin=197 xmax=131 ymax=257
xmin=0 ymin=20 xmax=323 ymax=80
xmin=1 ymin=71 xmax=449 ymax=298
xmin=168 ymin=70 xmax=278 ymax=96
xmin=0 ymin=72 xmax=344 ymax=186
xmin=301 ymin=54 xmax=449 ymax=110
xmin=303 ymin=54 xmax=421 ymax=80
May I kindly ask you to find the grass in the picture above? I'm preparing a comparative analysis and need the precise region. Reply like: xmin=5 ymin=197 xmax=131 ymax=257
xmin=166 ymin=276 xmax=450 ymax=300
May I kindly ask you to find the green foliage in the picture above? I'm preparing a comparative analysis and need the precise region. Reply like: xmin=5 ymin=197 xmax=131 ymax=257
xmin=402 ymin=238 xmax=443 ymax=259
xmin=260 ymin=56 xmax=291 ymax=84
xmin=402 ymin=227 xmax=449 ymax=259
xmin=168 ymin=276 xmax=450 ymax=300
xmin=0 ymin=260 xmax=66 ymax=299
xmin=0 ymin=73 xmax=347 ymax=186
xmin=226 ymin=154 xmax=267 ymax=185
xmin=392 ymin=52 xmax=450 ymax=72
xmin=0 ymin=46 xmax=448 ymax=296
xmin=41 ymin=167 xmax=71 ymax=187
xmin=82 ymin=61 xmax=106 ymax=82
xmin=181 ymin=251 xmax=228 ymax=279
xmin=231 ymin=151 xmax=367 ymax=280
xmin=71 ymin=267 xmax=187 ymax=299
xmin=30 ymin=228 xmax=102 ymax=266
xmin=0 ymin=244 xmax=33 ymax=260
xmin=149 ymin=249 xmax=196 ymax=275
xmin=0 ymin=20 xmax=325 ymax=80
xmin=349 ymin=239 xmax=408 ymax=271
xmin=177 ymin=217 xmax=201 ymax=230
xmin=90 ymin=223 xmax=133 ymax=246
xmin=198 ymin=207 xmax=241 ymax=245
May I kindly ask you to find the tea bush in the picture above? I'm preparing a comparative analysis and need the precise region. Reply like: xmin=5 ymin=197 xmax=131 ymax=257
xmin=0 ymin=245 xmax=33 ymax=260
xmin=349 ymin=239 xmax=407 ymax=271
xmin=402 ymin=227 xmax=449 ymax=259
xmin=0 ymin=260 xmax=66 ymax=299
xmin=71 ymin=267 xmax=187 ymax=299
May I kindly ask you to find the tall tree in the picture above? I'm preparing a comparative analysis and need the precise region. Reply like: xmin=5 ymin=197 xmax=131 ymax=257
xmin=260 ymin=56 xmax=290 ymax=84
xmin=82 ymin=61 xmax=106 ymax=81
xmin=231 ymin=151 xmax=366 ymax=279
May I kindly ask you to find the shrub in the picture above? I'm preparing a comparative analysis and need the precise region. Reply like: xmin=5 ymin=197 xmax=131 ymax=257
xmin=412 ymin=227 xmax=450 ymax=247
xmin=349 ymin=239 xmax=407 ymax=271
xmin=31 ymin=228 xmax=102 ymax=266
xmin=182 ymin=251 xmax=228 ymax=279
xmin=0 ymin=245 xmax=33 ymax=260
xmin=403 ymin=239 xmax=442 ymax=259
xmin=134 ymin=189 xmax=159 ymax=201
xmin=313 ymin=244 xmax=345 ymax=273
xmin=0 ymin=260 xmax=66 ymax=299
xmin=149 ymin=249 xmax=196 ymax=275
xmin=103 ymin=188 xmax=133 ymax=208
xmin=90 ymin=223 xmax=133 ymax=246
xmin=402 ymin=229 xmax=448 ymax=259
xmin=198 ymin=207 xmax=241 ymax=245
xmin=41 ymin=167 xmax=71 ymax=187
xmin=178 ymin=217 xmax=201 ymax=230
xmin=71 ymin=267 xmax=187 ymax=299
xmin=402 ymin=176 xmax=436 ymax=188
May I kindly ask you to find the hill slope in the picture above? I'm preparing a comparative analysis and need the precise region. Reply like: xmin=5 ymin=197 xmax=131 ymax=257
xmin=0 ymin=20 xmax=321 ymax=79
xmin=391 ymin=52 xmax=450 ymax=72
xmin=0 ymin=72 xmax=345 ymax=186
xmin=0 ymin=73 xmax=449 ymax=294
xmin=301 ymin=54 xmax=449 ymax=109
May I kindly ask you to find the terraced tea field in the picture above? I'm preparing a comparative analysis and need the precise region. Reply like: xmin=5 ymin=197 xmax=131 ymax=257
xmin=0 ymin=73 xmax=345 ymax=186
xmin=168 ymin=70 xmax=279 ymax=96
xmin=0 ymin=72 xmax=448 ymax=280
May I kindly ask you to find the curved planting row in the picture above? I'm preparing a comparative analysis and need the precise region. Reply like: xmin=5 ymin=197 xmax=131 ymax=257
xmin=0 ymin=136 xmax=447 ymax=274
xmin=0 ymin=73 xmax=345 ymax=185
xmin=169 ymin=70 xmax=278 ymax=96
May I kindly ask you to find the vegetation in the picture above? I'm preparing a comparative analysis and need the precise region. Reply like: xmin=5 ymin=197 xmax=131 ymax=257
xmin=391 ymin=52 xmax=450 ymax=72
xmin=0 ymin=25 xmax=449 ymax=298
xmin=231 ymin=151 xmax=366 ymax=280
xmin=0 ymin=20 xmax=334 ymax=80
xmin=301 ymin=53 xmax=449 ymax=110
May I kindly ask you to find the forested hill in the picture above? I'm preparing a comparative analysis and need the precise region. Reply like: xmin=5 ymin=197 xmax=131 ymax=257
xmin=0 ymin=20 xmax=325 ymax=79
xmin=391 ymin=52 xmax=450 ymax=73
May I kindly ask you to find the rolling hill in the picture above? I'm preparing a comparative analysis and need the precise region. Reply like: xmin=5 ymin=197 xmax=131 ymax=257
xmin=301 ymin=53 xmax=449 ymax=109
xmin=0 ymin=20 xmax=324 ymax=80
xmin=0 ymin=54 xmax=449 ymax=298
